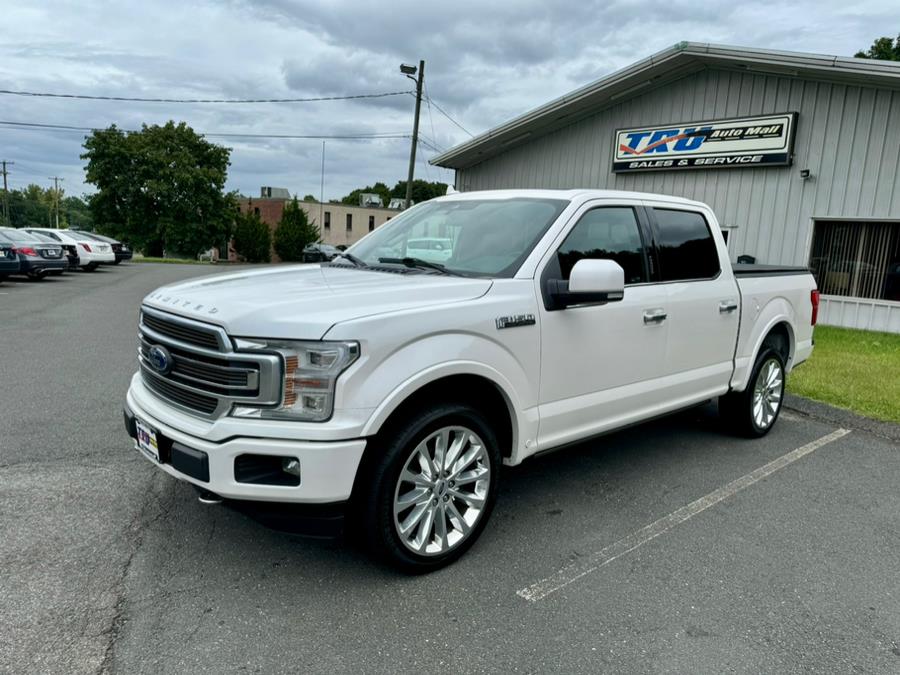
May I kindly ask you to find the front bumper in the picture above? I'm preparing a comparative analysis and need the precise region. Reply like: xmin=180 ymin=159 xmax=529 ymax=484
xmin=124 ymin=386 xmax=367 ymax=505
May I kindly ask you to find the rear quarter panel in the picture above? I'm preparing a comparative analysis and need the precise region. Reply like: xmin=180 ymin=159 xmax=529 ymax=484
xmin=732 ymin=273 xmax=817 ymax=391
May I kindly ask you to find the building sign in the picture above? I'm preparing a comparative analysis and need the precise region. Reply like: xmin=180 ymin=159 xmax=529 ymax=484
xmin=613 ymin=112 xmax=797 ymax=172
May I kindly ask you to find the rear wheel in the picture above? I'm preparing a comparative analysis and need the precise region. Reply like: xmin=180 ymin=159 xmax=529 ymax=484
xmin=81 ymin=263 xmax=98 ymax=272
xmin=361 ymin=402 xmax=501 ymax=572
xmin=27 ymin=270 xmax=47 ymax=280
xmin=719 ymin=347 xmax=785 ymax=437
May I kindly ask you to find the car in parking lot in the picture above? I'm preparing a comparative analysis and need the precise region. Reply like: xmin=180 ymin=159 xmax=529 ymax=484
xmin=70 ymin=230 xmax=133 ymax=264
xmin=24 ymin=228 xmax=115 ymax=271
xmin=0 ymin=237 xmax=20 ymax=280
xmin=302 ymin=243 xmax=339 ymax=262
xmin=0 ymin=228 xmax=68 ymax=279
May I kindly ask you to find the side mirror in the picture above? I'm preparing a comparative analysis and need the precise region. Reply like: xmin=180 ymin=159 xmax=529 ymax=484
xmin=546 ymin=259 xmax=625 ymax=311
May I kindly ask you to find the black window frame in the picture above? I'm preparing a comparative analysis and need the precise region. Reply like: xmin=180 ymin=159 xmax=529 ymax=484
xmin=646 ymin=207 xmax=721 ymax=283
xmin=346 ymin=213 xmax=352 ymax=232
xmin=324 ymin=211 xmax=331 ymax=230
xmin=368 ymin=215 xmax=375 ymax=232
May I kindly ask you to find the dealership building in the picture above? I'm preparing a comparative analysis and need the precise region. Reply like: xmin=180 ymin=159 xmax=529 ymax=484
xmin=433 ymin=43 xmax=900 ymax=333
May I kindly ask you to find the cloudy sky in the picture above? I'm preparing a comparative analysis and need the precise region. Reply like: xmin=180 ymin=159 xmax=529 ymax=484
xmin=0 ymin=1 xmax=895 ymax=201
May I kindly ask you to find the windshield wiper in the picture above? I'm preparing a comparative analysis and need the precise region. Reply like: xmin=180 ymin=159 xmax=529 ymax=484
xmin=377 ymin=257 xmax=463 ymax=276
xmin=332 ymin=251 xmax=368 ymax=267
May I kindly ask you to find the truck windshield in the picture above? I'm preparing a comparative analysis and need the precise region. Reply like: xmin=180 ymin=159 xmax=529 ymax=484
xmin=345 ymin=197 xmax=569 ymax=277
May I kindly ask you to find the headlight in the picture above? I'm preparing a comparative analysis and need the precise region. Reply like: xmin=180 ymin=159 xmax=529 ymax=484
xmin=232 ymin=340 xmax=359 ymax=421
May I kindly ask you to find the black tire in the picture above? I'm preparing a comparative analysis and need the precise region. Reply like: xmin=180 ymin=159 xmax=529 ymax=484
xmin=81 ymin=263 xmax=98 ymax=272
xmin=719 ymin=347 xmax=786 ymax=438
xmin=360 ymin=402 xmax=501 ymax=573
xmin=27 ymin=271 xmax=47 ymax=280
xmin=113 ymin=259 xmax=122 ymax=265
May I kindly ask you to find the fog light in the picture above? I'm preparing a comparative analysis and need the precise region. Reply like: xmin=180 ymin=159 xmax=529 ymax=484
xmin=282 ymin=458 xmax=301 ymax=478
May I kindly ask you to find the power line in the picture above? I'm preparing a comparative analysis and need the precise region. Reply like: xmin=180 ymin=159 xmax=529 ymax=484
xmin=0 ymin=120 xmax=411 ymax=141
xmin=423 ymin=95 xmax=474 ymax=138
xmin=0 ymin=89 xmax=414 ymax=104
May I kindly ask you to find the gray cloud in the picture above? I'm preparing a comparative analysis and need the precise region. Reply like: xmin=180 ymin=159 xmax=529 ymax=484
xmin=0 ymin=0 xmax=894 ymax=200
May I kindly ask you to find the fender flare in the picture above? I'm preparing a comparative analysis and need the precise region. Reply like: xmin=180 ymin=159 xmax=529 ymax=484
xmin=731 ymin=297 xmax=796 ymax=391
xmin=359 ymin=360 xmax=526 ymax=454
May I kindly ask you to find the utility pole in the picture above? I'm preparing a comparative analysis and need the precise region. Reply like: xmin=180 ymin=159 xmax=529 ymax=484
xmin=402 ymin=60 xmax=425 ymax=210
xmin=48 ymin=176 xmax=63 ymax=228
xmin=1 ymin=160 xmax=13 ymax=227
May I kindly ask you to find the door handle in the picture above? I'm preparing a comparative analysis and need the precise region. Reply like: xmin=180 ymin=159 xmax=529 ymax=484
xmin=643 ymin=309 xmax=667 ymax=324
xmin=719 ymin=300 xmax=739 ymax=313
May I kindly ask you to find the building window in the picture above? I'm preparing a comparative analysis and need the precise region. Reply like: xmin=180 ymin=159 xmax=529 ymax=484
xmin=324 ymin=211 xmax=331 ymax=231
xmin=368 ymin=215 xmax=375 ymax=232
xmin=253 ymin=207 xmax=260 ymax=216
xmin=809 ymin=221 xmax=900 ymax=301
xmin=346 ymin=213 xmax=352 ymax=232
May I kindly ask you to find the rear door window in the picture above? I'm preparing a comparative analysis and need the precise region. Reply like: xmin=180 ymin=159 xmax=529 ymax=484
xmin=651 ymin=209 xmax=720 ymax=281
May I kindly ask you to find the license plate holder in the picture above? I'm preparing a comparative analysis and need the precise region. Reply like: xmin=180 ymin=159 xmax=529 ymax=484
xmin=135 ymin=418 xmax=160 ymax=463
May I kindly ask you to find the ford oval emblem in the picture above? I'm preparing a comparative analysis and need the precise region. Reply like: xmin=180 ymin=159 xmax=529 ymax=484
xmin=148 ymin=345 xmax=172 ymax=375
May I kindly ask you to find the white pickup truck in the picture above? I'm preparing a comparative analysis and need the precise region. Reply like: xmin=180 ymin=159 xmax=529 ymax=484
xmin=124 ymin=189 xmax=819 ymax=571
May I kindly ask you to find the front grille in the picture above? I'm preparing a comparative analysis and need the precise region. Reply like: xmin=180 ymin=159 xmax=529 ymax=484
xmin=141 ymin=311 xmax=220 ymax=350
xmin=141 ymin=366 xmax=218 ymax=414
xmin=137 ymin=307 xmax=281 ymax=418
xmin=139 ymin=337 xmax=257 ymax=395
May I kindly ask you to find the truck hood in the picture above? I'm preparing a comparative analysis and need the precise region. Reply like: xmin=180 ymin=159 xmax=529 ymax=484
xmin=142 ymin=264 xmax=493 ymax=340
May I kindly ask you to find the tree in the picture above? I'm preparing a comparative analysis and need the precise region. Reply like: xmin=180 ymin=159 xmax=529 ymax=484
xmin=341 ymin=181 xmax=391 ymax=207
xmin=81 ymin=121 xmax=233 ymax=257
xmin=232 ymin=205 xmax=271 ymax=263
xmin=273 ymin=198 xmax=320 ymax=262
xmin=855 ymin=35 xmax=900 ymax=60
xmin=390 ymin=179 xmax=448 ymax=204
xmin=302 ymin=194 xmax=318 ymax=202
xmin=8 ymin=185 xmax=53 ymax=228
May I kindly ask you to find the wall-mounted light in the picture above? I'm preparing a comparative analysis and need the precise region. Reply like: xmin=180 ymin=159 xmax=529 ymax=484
xmin=800 ymin=169 xmax=811 ymax=179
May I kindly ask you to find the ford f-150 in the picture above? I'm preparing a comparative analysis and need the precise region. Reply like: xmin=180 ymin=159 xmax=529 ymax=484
xmin=123 ymin=189 xmax=819 ymax=571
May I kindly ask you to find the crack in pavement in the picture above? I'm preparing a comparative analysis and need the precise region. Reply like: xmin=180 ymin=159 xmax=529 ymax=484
xmin=96 ymin=475 xmax=177 ymax=674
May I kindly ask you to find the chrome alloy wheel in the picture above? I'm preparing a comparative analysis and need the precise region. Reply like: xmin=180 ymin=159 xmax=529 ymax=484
xmin=752 ymin=357 xmax=783 ymax=430
xmin=393 ymin=426 xmax=491 ymax=556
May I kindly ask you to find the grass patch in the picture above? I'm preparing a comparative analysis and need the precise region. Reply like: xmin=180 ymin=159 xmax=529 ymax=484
xmin=132 ymin=256 xmax=210 ymax=265
xmin=787 ymin=325 xmax=900 ymax=424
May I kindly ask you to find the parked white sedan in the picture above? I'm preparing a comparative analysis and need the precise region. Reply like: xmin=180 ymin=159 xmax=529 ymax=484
xmin=25 ymin=228 xmax=116 ymax=271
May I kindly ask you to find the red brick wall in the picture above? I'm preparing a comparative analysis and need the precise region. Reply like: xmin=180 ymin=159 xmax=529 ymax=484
xmin=236 ymin=198 xmax=286 ymax=262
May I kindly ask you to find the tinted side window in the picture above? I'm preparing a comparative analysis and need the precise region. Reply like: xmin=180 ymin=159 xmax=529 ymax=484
xmin=652 ymin=209 xmax=719 ymax=281
xmin=557 ymin=207 xmax=646 ymax=283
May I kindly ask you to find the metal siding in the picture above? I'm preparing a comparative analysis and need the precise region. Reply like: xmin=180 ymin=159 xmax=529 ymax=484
xmin=456 ymin=69 xmax=900 ymax=268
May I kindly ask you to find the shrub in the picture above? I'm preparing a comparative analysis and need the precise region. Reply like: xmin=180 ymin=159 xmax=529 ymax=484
xmin=232 ymin=209 xmax=271 ymax=262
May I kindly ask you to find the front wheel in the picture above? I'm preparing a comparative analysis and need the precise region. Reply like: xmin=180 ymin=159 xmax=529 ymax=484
xmin=719 ymin=347 xmax=785 ymax=437
xmin=361 ymin=403 xmax=501 ymax=572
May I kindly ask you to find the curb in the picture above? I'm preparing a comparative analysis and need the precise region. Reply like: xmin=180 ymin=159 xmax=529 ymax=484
xmin=784 ymin=393 xmax=900 ymax=444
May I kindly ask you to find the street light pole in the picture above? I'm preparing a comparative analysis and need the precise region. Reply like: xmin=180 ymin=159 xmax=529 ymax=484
xmin=402 ymin=60 xmax=425 ymax=210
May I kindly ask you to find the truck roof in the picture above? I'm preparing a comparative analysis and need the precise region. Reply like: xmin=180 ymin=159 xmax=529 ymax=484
xmin=437 ymin=188 xmax=707 ymax=208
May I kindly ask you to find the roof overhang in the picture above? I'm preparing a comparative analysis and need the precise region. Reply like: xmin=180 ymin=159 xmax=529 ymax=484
xmin=431 ymin=41 xmax=900 ymax=170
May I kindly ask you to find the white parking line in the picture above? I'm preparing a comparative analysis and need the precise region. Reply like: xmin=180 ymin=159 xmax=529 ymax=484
xmin=517 ymin=428 xmax=851 ymax=602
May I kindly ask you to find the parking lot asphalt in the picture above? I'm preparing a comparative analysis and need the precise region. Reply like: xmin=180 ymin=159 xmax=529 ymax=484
xmin=1 ymin=263 xmax=899 ymax=674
